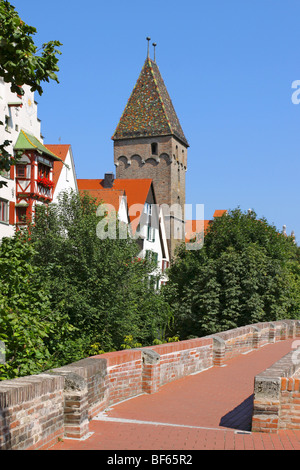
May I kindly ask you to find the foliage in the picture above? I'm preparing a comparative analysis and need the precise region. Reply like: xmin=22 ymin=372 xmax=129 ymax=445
xmin=0 ymin=1 xmax=62 ymax=96
xmin=164 ymin=208 xmax=300 ymax=339
xmin=121 ymin=335 xmax=142 ymax=350
xmin=0 ymin=235 xmax=74 ymax=380
xmin=0 ymin=0 xmax=62 ymax=175
xmin=27 ymin=190 xmax=172 ymax=360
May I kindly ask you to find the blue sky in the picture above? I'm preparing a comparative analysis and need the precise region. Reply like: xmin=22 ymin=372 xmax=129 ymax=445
xmin=12 ymin=0 xmax=300 ymax=241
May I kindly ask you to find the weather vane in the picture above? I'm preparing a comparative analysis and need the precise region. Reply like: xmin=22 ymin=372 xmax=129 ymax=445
xmin=152 ymin=42 xmax=157 ymax=62
xmin=146 ymin=37 xmax=151 ymax=58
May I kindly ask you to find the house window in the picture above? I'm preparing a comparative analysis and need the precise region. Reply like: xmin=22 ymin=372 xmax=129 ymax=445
xmin=16 ymin=165 xmax=27 ymax=178
xmin=145 ymin=250 xmax=158 ymax=264
xmin=38 ymin=163 xmax=50 ymax=179
xmin=16 ymin=206 xmax=27 ymax=224
xmin=151 ymin=142 xmax=158 ymax=155
xmin=162 ymin=259 xmax=169 ymax=272
xmin=147 ymin=226 xmax=155 ymax=242
xmin=5 ymin=113 xmax=12 ymax=132
xmin=144 ymin=202 xmax=152 ymax=216
xmin=148 ymin=275 xmax=160 ymax=290
xmin=0 ymin=199 xmax=8 ymax=223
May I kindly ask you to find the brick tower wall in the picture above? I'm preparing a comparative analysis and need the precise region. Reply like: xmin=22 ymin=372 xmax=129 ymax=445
xmin=114 ymin=135 xmax=187 ymax=256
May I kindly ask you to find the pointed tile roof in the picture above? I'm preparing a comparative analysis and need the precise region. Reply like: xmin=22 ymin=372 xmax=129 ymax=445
xmin=14 ymin=130 xmax=63 ymax=161
xmin=112 ymin=58 xmax=188 ymax=147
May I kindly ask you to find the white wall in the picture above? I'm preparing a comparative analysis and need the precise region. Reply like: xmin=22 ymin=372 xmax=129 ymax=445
xmin=139 ymin=203 xmax=169 ymax=288
xmin=52 ymin=147 xmax=78 ymax=203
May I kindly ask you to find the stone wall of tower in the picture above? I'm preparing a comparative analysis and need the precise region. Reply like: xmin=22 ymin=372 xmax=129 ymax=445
xmin=114 ymin=135 xmax=187 ymax=257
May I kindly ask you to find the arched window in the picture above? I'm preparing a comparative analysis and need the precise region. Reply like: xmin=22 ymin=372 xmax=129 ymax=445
xmin=151 ymin=142 xmax=158 ymax=155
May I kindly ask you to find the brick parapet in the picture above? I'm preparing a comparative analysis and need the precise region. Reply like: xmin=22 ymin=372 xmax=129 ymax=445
xmin=0 ymin=374 xmax=64 ymax=450
xmin=0 ymin=319 xmax=299 ymax=449
xmin=252 ymin=337 xmax=300 ymax=433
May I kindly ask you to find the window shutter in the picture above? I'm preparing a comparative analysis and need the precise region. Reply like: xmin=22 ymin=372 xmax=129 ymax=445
xmin=9 ymin=202 xmax=15 ymax=225
xmin=10 ymin=165 xmax=14 ymax=179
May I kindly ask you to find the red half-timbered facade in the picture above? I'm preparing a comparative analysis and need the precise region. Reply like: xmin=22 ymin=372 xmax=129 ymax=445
xmin=13 ymin=130 xmax=62 ymax=227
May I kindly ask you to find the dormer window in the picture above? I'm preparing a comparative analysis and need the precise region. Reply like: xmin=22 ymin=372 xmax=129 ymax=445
xmin=151 ymin=142 xmax=158 ymax=155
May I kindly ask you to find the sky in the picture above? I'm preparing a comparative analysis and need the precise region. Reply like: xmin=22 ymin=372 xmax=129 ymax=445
xmin=11 ymin=0 xmax=300 ymax=242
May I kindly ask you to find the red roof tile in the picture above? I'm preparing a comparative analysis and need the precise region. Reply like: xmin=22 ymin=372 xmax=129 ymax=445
xmin=45 ymin=144 xmax=71 ymax=191
xmin=77 ymin=178 xmax=153 ymax=233
xmin=213 ymin=210 xmax=228 ymax=218
xmin=79 ymin=188 xmax=125 ymax=214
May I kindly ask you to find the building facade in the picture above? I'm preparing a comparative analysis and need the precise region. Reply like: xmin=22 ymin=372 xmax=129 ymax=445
xmin=0 ymin=80 xmax=46 ymax=238
xmin=0 ymin=81 xmax=77 ymax=240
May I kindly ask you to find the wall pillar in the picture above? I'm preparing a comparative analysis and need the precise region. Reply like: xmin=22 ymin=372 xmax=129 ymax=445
xmin=46 ymin=371 xmax=89 ymax=440
xmin=142 ymin=349 xmax=161 ymax=394
xmin=213 ymin=336 xmax=226 ymax=367
xmin=268 ymin=323 xmax=277 ymax=343
xmin=252 ymin=326 xmax=261 ymax=349
xmin=252 ymin=376 xmax=281 ymax=433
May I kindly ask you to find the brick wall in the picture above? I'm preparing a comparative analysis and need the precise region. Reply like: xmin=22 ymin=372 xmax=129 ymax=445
xmin=0 ymin=319 xmax=299 ymax=449
xmin=0 ymin=374 xmax=64 ymax=450
xmin=252 ymin=332 xmax=300 ymax=433
xmin=114 ymin=134 xmax=187 ymax=257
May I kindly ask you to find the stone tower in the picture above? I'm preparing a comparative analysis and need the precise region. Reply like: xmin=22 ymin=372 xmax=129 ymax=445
xmin=112 ymin=53 xmax=189 ymax=257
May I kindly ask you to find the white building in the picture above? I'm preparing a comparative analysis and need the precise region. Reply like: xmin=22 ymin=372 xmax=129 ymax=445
xmin=44 ymin=144 xmax=78 ymax=201
xmin=0 ymin=80 xmax=43 ymax=239
xmin=77 ymin=175 xmax=170 ymax=288
xmin=0 ymin=80 xmax=77 ymax=240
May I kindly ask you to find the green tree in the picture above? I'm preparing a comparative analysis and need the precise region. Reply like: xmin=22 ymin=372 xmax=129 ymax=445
xmin=164 ymin=208 xmax=299 ymax=339
xmin=27 ymin=190 xmax=172 ymax=359
xmin=0 ymin=1 xmax=62 ymax=175
xmin=0 ymin=235 xmax=73 ymax=380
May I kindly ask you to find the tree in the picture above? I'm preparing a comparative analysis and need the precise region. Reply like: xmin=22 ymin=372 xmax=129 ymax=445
xmin=0 ymin=1 xmax=62 ymax=174
xmin=27 ymin=190 xmax=172 ymax=358
xmin=0 ymin=235 xmax=73 ymax=380
xmin=164 ymin=208 xmax=300 ymax=339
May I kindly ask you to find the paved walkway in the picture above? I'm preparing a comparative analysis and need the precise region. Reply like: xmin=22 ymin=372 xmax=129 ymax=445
xmin=51 ymin=338 xmax=300 ymax=450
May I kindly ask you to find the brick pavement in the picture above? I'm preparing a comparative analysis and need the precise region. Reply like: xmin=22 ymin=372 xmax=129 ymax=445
xmin=51 ymin=338 xmax=300 ymax=450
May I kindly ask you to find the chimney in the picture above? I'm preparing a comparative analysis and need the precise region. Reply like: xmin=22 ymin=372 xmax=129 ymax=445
xmin=103 ymin=172 xmax=114 ymax=188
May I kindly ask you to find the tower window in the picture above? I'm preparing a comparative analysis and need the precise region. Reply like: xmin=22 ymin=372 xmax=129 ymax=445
xmin=151 ymin=143 xmax=158 ymax=155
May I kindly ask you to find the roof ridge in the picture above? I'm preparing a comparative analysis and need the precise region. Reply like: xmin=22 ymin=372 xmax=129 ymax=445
xmin=148 ymin=59 xmax=173 ymax=136
xmin=112 ymin=60 xmax=147 ymax=140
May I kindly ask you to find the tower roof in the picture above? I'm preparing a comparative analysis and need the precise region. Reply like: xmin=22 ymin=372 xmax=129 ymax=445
xmin=112 ymin=58 xmax=189 ymax=147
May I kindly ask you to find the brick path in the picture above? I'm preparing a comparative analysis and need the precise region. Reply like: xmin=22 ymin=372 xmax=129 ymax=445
xmin=51 ymin=338 xmax=300 ymax=450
